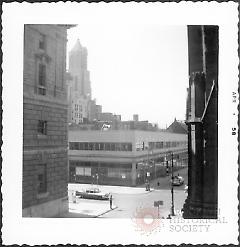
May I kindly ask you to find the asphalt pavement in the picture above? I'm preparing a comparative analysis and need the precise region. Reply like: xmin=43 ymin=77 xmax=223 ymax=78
xmin=99 ymin=188 xmax=187 ymax=218
xmin=137 ymin=167 xmax=188 ymax=190
xmin=60 ymin=167 xmax=188 ymax=218
xmin=100 ymin=167 xmax=188 ymax=218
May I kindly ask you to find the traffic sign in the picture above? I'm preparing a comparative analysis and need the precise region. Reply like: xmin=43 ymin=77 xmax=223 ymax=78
xmin=154 ymin=200 xmax=164 ymax=207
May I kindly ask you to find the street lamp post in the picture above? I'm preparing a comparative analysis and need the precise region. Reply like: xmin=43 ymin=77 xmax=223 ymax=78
xmin=96 ymin=173 xmax=99 ymax=186
xmin=171 ymin=152 xmax=175 ymax=216
xmin=145 ymin=149 xmax=150 ymax=191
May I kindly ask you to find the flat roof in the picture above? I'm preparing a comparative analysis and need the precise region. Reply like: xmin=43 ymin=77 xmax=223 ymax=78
xmin=68 ymin=130 xmax=187 ymax=142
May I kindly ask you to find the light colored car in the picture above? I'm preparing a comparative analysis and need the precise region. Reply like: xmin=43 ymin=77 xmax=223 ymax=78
xmin=171 ymin=175 xmax=184 ymax=186
xmin=76 ymin=187 xmax=110 ymax=200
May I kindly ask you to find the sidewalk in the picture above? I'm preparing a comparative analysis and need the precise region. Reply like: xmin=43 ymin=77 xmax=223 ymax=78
xmin=59 ymin=183 xmax=153 ymax=218
xmin=68 ymin=183 xmax=154 ymax=195
xmin=59 ymin=197 xmax=117 ymax=218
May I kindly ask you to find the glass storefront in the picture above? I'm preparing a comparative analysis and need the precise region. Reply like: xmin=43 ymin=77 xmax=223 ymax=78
xmin=68 ymin=151 xmax=188 ymax=186
xmin=69 ymin=161 xmax=132 ymax=186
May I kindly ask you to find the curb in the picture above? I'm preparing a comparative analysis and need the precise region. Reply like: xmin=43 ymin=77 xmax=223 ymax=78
xmin=95 ymin=206 xmax=118 ymax=218
xmin=111 ymin=188 xmax=155 ymax=195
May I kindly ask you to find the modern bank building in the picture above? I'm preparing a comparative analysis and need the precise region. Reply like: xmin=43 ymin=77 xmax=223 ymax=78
xmin=68 ymin=129 xmax=188 ymax=186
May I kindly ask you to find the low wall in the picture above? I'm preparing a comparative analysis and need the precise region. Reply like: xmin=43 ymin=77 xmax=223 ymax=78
xmin=22 ymin=196 xmax=68 ymax=217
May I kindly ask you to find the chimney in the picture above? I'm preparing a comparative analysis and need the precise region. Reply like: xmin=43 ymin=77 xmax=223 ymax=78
xmin=133 ymin=114 xmax=139 ymax=122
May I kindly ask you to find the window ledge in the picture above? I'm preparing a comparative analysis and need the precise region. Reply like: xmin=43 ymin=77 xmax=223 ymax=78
xmin=37 ymin=192 xmax=49 ymax=199
xmin=37 ymin=134 xmax=47 ymax=139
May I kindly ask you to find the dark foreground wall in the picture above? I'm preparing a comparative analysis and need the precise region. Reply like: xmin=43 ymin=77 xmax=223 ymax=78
xmin=183 ymin=26 xmax=218 ymax=218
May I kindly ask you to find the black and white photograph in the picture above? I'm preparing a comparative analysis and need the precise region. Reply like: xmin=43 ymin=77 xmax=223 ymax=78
xmin=2 ymin=2 xmax=239 ymax=245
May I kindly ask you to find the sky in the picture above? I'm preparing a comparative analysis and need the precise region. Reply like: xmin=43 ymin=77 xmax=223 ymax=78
xmin=66 ymin=12 xmax=189 ymax=129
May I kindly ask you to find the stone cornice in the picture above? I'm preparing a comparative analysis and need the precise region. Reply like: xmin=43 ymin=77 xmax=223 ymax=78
xmin=23 ymin=147 xmax=68 ymax=154
xmin=23 ymin=93 xmax=68 ymax=109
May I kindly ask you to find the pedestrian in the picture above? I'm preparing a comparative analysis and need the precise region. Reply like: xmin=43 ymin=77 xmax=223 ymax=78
xmin=110 ymin=194 xmax=113 ymax=209
xmin=73 ymin=191 xmax=76 ymax=204
xmin=157 ymin=181 xmax=160 ymax=187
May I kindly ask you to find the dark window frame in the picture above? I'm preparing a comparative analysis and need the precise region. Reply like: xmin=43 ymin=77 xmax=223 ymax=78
xmin=110 ymin=143 xmax=116 ymax=151
xmin=37 ymin=63 xmax=47 ymax=95
xmin=38 ymin=63 xmax=46 ymax=86
xmin=39 ymin=33 xmax=46 ymax=50
xmin=37 ymin=164 xmax=47 ymax=194
xmin=105 ymin=143 xmax=111 ymax=151
xmin=38 ymin=120 xmax=47 ymax=135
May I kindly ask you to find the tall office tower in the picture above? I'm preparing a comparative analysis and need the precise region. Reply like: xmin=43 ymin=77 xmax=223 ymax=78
xmin=67 ymin=39 xmax=92 ymax=124
xmin=23 ymin=24 xmax=74 ymax=217
xmin=68 ymin=39 xmax=91 ymax=98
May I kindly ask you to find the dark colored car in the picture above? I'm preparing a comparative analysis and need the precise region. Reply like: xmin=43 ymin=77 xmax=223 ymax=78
xmin=171 ymin=175 xmax=184 ymax=186
xmin=75 ymin=187 xmax=110 ymax=200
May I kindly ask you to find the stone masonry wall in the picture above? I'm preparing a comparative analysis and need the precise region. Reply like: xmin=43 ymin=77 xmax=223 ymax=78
xmin=24 ymin=24 xmax=67 ymax=100
xmin=23 ymin=25 xmax=69 ymax=213
xmin=23 ymin=149 xmax=68 ymax=209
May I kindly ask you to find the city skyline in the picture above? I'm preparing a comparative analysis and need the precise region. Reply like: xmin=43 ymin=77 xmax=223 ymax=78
xmin=67 ymin=24 xmax=188 ymax=128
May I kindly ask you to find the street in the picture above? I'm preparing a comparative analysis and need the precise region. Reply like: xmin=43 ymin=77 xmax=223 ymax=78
xmin=138 ymin=167 xmax=188 ymax=190
xmin=99 ymin=189 xmax=186 ymax=218
xmin=64 ymin=167 xmax=188 ymax=218
xmin=100 ymin=167 xmax=188 ymax=218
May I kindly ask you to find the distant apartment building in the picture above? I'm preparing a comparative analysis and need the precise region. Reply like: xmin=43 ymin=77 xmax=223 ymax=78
xmin=71 ymin=95 xmax=88 ymax=124
xmin=68 ymin=129 xmax=188 ymax=186
xmin=23 ymin=24 xmax=73 ymax=217
xmin=95 ymin=105 xmax=102 ymax=118
xmin=98 ymin=112 xmax=114 ymax=122
xmin=133 ymin=114 xmax=139 ymax=122
xmin=120 ymin=120 xmax=149 ymax=131
xmin=88 ymin=114 xmax=157 ymax=131
xmin=117 ymin=114 xmax=158 ymax=131
xmin=88 ymin=99 xmax=103 ymax=122
xmin=167 ymin=118 xmax=188 ymax=134
xmin=66 ymin=72 xmax=89 ymax=123
xmin=88 ymin=99 xmax=97 ymax=122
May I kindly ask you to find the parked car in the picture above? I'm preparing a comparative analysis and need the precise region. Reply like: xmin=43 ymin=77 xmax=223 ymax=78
xmin=75 ymin=187 xmax=110 ymax=200
xmin=171 ymin=175 xmax=184 ymax=186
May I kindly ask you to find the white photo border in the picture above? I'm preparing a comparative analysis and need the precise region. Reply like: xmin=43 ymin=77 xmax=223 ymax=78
xmin=2 ymin=1 xmax=239 ymax=245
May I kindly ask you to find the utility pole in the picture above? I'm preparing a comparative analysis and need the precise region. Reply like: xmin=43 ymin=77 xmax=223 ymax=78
xmin=145 ymin=148 xmax=150 ymax=191
xmin=96 ymin=173 xmax=99 ymax=186
xmin=171 ymin=152 xmax=175 ymax=216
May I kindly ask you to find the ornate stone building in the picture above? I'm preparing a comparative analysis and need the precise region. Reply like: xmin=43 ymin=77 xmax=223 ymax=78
xmin=23 ymin=24 xmax=73 ymax=217
xmin=183 ymin=25 xmax=218 ymax=218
